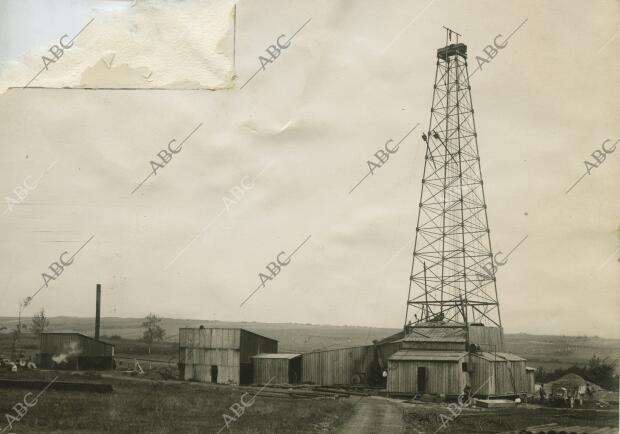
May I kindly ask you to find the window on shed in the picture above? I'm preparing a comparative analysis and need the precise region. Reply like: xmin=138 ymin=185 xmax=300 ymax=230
xmin=461 ymin=362 xmax=468 ymax=372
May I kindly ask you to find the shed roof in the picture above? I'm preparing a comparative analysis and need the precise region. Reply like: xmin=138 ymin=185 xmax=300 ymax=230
xmin=472 ymin=352 xmax=501 ymax=362
xmin=401 ymin=324 xmax=466 ymax=343
xmin=40 ymin=332 xmax=114 ymax=348
xmin=251 ymin=353 xmax=301 ymax=359
xmin=471 ymin=352 xmax=526 ymax=362
xmin=375 ymin=330 xmax=406 ymax=345
xmin=389 ymin=350 xmax=467 ymax=362
xmin=494 ymin=352 xmax=526 ymax=362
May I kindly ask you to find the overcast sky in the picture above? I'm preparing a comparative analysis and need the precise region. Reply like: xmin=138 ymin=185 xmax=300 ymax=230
xmin=0 ymin=0 xmax=618 ymax=338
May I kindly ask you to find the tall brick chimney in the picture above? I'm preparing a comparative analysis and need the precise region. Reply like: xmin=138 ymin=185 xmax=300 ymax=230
xmin=95 ymin=283 xmax=101 ymax=340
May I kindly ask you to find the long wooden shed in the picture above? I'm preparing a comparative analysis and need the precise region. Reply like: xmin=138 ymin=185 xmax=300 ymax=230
xmin=252 ymin=353 xmax=302 ymax=385
xmin=179 ymin=327 xmax=277 ymax=385
xmin=301 ymin=342 xmax=402 ymax=386
xmin=39 ymin=333 xmax=115 ymax=370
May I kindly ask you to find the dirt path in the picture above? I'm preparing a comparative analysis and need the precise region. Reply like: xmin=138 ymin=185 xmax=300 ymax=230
xmin=338 ymin=396 xmax=406 ymax=434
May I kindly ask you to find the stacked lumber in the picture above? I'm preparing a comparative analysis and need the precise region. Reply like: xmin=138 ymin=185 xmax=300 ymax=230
xmin=244 ymin=385 xmax=350 ymax=400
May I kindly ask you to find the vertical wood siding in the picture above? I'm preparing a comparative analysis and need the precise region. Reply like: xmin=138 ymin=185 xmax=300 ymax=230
xmin=468 ymin=326 xmax=504 ymax=352
xmin=180 ymin=348 xmax=240 ymax=383
xmin=301 ymin=343 xmax=402 ymax=385
xmin=178 ymin=328 xmax=278 ymax=385
xmin=387 ymin=360 xmax=465 ymax=395
xmin=468 ymin=354 xmax=530 ymax=396
xmin=469 ymin=354 xmax=496 ymax=396
xmin=252 ymin=358 xmax=289 ymax=384
xmin=302 ymin=346 xmax=371 ymax=385
xmin=179 ymin=328 xmax=241 ymax=349
xmin=239 ymin=330 xmax=278 ymax=364
xmin=527 ymin=371 xmax=535 ymax=394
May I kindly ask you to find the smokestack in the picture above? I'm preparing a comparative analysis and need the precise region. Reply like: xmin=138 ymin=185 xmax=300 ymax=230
xmin=95 ymin=284 xmax=101 ymax=340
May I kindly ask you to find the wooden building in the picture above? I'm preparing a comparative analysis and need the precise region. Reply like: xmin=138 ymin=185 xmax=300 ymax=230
xmin=526 ymin=366 xmax=536 ymax=393
xmin=387 ymin=321 xmax=531 ymax=397
xmin=388 ymin=350 xmax=468 ymax=395
xmin=39 ymin=333 xmax=115 ymax=370
xmin=387 ymin=350 xmax=533 ymax=397
xmin=301 ymin=341 xmax=402 ymax=386
xmin=178 ymin=327 xmax=277 ymax=385
xmin=252 ymin=353 xmax=302 ymax=385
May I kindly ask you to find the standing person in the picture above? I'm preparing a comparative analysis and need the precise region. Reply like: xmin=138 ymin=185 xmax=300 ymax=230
xmin=463 ymin=384 xmax=472 ymax=407
xmin=586 ymin=383 xmax=594 ymax=401
xmin=539 ymin=384 xmax=546 ymax=402
xmin=578 ymin=386 xmax=585 ymax=406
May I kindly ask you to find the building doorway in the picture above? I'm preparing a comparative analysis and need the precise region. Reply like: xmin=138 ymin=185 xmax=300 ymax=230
xmin=211 ymin=365 xmax=218 ymax=383
xmin=417 ymin=367 xmax=427 ymax=393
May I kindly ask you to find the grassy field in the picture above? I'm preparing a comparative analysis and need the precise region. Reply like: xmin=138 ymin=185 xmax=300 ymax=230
xmin=403 ymin=404 xmax=619 ymax=433
xmin=0 ymin=370 xmax=354 ymax=433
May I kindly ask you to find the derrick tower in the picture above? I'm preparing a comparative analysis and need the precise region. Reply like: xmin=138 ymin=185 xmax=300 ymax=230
xmin=404 ymin=29 xmax=501 ymax=330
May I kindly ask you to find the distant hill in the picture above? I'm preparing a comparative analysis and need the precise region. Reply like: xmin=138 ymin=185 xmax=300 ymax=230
xmin=1 ymin=317 xmax=619 ymax=370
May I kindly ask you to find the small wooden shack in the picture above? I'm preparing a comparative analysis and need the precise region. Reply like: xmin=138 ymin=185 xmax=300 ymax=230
xmin=39 ymin=333 xmax=115 ymax=370
xmin=526 ymin=366 xmax=536 ymax=393
xmin=178 ymin=327 xmax=277 ymax=385
xmin=252 ymin=353 xmax=302 ymax=385
xmin=388 ymin=350 xmax=468 ymax=395
xmin=388 ymin=350 xmax=533 ymax=397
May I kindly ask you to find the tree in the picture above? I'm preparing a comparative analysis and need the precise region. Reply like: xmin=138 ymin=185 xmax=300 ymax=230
xmin=11 ymin=299 xmax=30 ymax=359
xmin=586 ymin=355 xmax=618 ymax=391
xmin=31 ymin=308 xmax=50 ymax=336
xmin=141 ymin=313 xmax=165 ymax=354
xmin=533 ymin=354 xmax=619 ymax=392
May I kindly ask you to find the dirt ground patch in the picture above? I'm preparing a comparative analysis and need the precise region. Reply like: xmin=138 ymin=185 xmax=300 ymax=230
xmin=338 ymin=396 xmax=405 ymax=434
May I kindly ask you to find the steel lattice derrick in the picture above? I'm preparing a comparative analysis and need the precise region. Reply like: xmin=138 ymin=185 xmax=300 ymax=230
xmin=404 ymin=38 xmax=501 ymax=329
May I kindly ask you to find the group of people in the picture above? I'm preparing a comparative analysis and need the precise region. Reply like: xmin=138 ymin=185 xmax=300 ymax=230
xmin=0 ymin=353 xmax=37 ymax=372
xmin=538 ymin=382 xmax=595 ymax=407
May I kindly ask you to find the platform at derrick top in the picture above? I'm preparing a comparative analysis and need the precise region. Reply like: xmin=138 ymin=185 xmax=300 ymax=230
xmin=437 ymin=43 xmax=467 ymax=60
